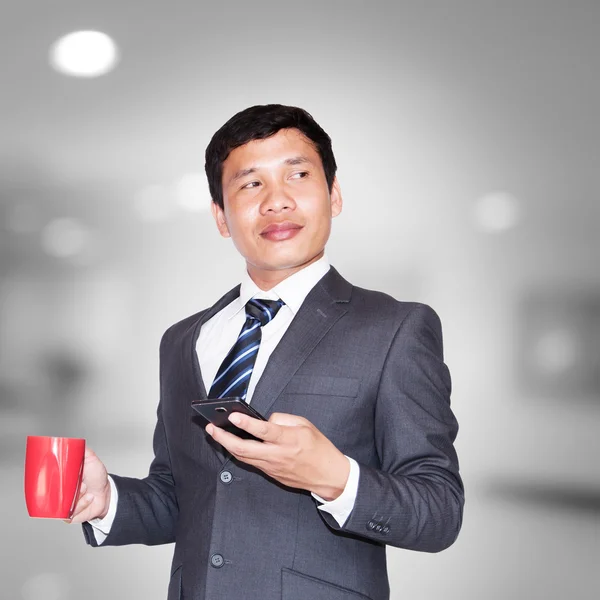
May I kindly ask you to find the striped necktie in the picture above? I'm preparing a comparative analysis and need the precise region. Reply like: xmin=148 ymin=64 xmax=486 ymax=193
xmin=208 ymin=298 xmax=285 ymax=401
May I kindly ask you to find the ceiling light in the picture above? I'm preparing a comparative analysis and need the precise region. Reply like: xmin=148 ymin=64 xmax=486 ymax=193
xmin=49 ymin=31 xmax=119 ymax=78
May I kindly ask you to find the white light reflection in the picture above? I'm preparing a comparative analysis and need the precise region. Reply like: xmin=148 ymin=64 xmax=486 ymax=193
xmin=49 ymin=31 xmax=119 ymax=78
xmin=473 ymin=191 xmax=520 ymax=233
xmin=534 ymin=327 xmax=580 ymax=374
xmin=41 ymin=217 xmax=92 ymax=259
xmin=175 ymin=173 xmax=211 ymax=213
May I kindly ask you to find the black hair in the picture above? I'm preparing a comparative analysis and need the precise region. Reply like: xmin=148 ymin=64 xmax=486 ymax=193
xmin=205 ymin=104 xmax=337 ymax=209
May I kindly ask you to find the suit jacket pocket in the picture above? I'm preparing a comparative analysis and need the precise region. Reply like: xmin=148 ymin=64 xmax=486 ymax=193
xmin=167 ymin=564 xmax=182 ymax=600
xmin=282 ymin=568 xmax=372 ymax=600
xmin=283 ymin=375 xmax=360 ymax=398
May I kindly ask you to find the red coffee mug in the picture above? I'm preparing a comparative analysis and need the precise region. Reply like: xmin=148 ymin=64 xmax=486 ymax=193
xmin=24 ymin=436 xmax=86 ymax=519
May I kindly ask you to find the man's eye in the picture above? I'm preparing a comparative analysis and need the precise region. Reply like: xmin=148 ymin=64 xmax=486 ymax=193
xmin=242 ymin=181 xmax=260 ymax=190
xmin=291 ymin=171 xmax=309 ymax=179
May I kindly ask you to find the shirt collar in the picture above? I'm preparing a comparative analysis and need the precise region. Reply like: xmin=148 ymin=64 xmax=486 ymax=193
xmin=229 ymin=254 xmax=331 ymax=319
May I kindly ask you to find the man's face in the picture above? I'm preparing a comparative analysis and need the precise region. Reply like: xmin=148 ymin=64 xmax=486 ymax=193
xmin=211 ymin=128 xmax=342 ymax=283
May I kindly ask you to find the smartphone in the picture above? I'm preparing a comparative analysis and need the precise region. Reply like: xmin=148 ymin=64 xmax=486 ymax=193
xmin=191 ymin=397 xmax=267 ymax=441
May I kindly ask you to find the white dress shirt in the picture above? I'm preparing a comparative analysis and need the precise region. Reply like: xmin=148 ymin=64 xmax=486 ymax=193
xmin=90 ymin=255 xmax=360 ymax=544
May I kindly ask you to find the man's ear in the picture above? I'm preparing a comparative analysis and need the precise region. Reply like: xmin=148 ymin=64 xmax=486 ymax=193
xmin=211 ymin=201 xmax=231 ymax=238
xmin=330 ymin=176 xmax=343 ymax=218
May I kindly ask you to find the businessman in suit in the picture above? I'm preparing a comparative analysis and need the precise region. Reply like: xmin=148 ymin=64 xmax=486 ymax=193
xmin=68 ymin=104 xmax=464 ymax=600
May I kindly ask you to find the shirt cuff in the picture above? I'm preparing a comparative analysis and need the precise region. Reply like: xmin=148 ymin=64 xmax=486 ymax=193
xmin=87 ymin=475 xmax=118 ymax=545
xmin=311 ymin=456 xmax=359 ymax=527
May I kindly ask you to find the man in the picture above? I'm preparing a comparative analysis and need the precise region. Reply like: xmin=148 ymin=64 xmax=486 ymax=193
xmin=69 ymin=104 xmax=464 ymax=600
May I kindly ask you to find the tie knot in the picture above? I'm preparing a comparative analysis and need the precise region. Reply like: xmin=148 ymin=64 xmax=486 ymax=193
xmin=245 ymin=298 xmax=284 ymax=327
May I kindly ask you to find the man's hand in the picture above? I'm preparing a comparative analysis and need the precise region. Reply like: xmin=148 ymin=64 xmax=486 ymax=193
xmin=64 ymin=448 xmax=111 ymax=524
xmin=206 ymin=412 xmax=350 ymax=501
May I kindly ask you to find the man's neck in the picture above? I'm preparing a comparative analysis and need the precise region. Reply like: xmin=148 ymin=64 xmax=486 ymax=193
xmin=247 ymin=252 xmax=325 ymax=291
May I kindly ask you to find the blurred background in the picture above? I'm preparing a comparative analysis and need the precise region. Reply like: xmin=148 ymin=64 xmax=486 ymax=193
xmin=1 ymin=1 xmax=598 ymax=598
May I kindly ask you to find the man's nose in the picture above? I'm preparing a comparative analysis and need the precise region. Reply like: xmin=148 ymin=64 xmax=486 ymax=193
xmin=261 ymin=185 xmax=296 ymax=214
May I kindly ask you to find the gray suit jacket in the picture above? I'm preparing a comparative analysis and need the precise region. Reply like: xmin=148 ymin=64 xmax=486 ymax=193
xmin=82 ymin=266 xmax=464 ymax=600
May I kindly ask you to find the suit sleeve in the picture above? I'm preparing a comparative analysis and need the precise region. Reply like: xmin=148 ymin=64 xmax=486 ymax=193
xmin=319 ymin=303 xmax=464 ymax=552
xmin=82 ymin=328 xmax=179 ymax=547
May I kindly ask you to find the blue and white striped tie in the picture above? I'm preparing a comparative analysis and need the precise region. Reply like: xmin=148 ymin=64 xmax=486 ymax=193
xmin=208 ymin=298 xmax=285 ymax=401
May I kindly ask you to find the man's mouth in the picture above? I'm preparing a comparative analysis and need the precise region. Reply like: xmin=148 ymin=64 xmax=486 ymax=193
xmin=260 ymin=221 xmax=303 ymax=241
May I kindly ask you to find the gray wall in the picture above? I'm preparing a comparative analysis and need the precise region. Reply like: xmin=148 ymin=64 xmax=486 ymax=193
xmin=1 ymin=2 xmax=598 ymax=599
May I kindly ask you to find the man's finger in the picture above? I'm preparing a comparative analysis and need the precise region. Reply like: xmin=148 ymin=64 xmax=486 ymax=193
xmin=269 ymin=412 xmax=311 ymax=427
xmin=68 ymin=494 xmax=95 ymax=523
xmin=207 ymin=423 xmax=269 ymax=459
xmin=228 ymin=413 xmax=283 ymax=443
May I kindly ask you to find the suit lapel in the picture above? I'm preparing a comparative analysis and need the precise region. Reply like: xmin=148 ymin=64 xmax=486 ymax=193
xmin=185 ymin=284 xmax=241 ymax=465
xmin=249 ymin=266 xmax=352 ymax=418
xmin=185 ymin=284 xmax=241 ymax=400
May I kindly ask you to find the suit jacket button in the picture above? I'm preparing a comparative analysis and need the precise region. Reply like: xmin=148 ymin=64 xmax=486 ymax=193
xmin=382 ymin=526 xmax=390 ymax=535
xmin=374 ymin=524 xmax=383 ymax=533
xmin=210 ymin=554 xmax=224 ymax=568
xmin=366 ymin=521 xmax=376 ymax=531
xmin=220 ymin=471 xmax=233 ymax=484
